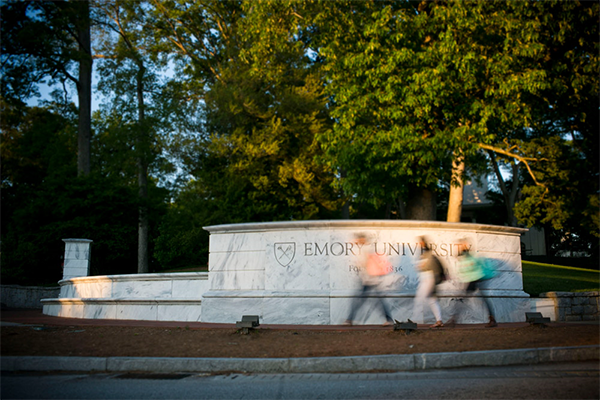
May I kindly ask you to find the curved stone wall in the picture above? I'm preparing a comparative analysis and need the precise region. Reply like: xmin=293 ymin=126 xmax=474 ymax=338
xmin=42 ymin=272 xmax=208 ymax=322
xmin=40 ymin=221 xmax=531 ymax=325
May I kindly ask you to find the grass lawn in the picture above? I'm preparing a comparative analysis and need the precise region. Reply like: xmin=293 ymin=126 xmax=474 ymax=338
xmin=522 ymin=261 xmax=600 ymax=297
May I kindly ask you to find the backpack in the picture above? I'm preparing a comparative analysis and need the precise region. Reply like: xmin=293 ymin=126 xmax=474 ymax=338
xmin=432 ymin=255 xmax=446 ymax=285
xmin=458 ymin=254 xmax=496 ymax=282
xmin=478 ymin=257 xmax=497 ymax=280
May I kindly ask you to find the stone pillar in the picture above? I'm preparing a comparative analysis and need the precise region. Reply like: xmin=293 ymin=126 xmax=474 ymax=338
xmin=62 ymin=239 xmax=93 ymax=280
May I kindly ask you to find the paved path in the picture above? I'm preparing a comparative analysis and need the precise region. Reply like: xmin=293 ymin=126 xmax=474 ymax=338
xmin=4 ymin=363 xmax=599 ymax=399
xmin=2 ymin=309 xmax=598 ymax=374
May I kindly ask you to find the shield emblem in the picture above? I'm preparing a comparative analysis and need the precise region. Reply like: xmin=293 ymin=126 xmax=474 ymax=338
xmin=274 ymin=242 xmax=296 ymax=267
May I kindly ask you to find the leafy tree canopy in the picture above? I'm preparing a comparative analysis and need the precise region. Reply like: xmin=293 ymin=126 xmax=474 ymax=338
xmin=314 ymin=1 xmax=549 ymax=202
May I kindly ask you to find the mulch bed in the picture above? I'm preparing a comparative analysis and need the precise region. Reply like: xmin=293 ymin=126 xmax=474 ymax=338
xmin=2 ymin=324 xmax=598 ymax=359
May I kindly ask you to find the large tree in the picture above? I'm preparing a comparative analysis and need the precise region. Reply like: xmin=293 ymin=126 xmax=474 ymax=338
xmin=94 ymin=0 xmax=174 ymax=273
xmin=150 ymin=0 xmax=340 ymax=222
xmin=0 ymin=100 xmax=143 ymax=284
xmin=514 ymin=1 xmax=598 ymax=250
xmin=313 ymin=0 xmax=598 ymax=227
xmin=1 ymin=0 xmax=93 ymax=176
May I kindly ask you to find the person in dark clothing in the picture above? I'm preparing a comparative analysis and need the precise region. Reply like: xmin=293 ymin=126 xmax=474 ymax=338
xmin=410 ymin=236 xmax=445 ymax=328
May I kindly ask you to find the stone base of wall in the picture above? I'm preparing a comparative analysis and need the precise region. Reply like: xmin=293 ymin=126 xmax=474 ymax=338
xmin=530 ymin=297 xmax=556 ymax=321
xmin=1 ymin=285 xmax=60 ymax=309
xmin=540 ymin=292 xmax=600 ymax=322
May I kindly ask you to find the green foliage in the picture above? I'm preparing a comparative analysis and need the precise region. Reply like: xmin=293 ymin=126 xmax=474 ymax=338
xmin=522 ymin=261 xmax=600 ymax=297
xmin=148 ymin=1 xmax=346 ymax=270
xmin=94 ymin=0 xmax=176 ymax=181
xmin=510 ymin=1 xmax=599 ymax=251
xmin=514 ymin=139 xmax=571 ymax=228
xmin=153 ymin=182 xmax=211 ymax=271
xmin=1 ymin=0 xmax=94 ymax=176
xmin=152 ymin=0 xmax=341 ymax=224
xmin=0 ymin=1 xmax=78 ymax=101
xmin=2 ymin=165 xmax=168 ymax=284
xmin=2 ymin=0 xmax=598 ymax=279
xmin=1 ymin=102 xmax=168 ymax=284
xmin=313 ymin=1 xmax=550 ymax=207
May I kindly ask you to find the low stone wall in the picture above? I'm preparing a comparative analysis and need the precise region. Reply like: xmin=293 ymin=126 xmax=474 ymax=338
xmin=1 ymin=285 xmax=60 ymax=309
xmin=540 ymin=292 xmax=600 ymax=322
xmin=42 ymin=272 xmax=209 ymax=322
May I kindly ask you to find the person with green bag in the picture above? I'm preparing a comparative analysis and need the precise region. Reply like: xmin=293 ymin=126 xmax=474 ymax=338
xmin=446 ymin=238 xmax=498 ymax=328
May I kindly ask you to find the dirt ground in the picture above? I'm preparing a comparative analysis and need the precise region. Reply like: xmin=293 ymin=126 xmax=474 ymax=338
xmin=2 ymin=322 xmax=599 ymax=359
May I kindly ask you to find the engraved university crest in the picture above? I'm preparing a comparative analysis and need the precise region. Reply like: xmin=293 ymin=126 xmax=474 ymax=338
xmin=274 ymin=242 xmax=296 ymax=267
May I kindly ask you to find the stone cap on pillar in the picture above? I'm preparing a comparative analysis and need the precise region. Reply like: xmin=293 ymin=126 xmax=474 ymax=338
xmin=62 ymin=239 xmax=94 ymax=243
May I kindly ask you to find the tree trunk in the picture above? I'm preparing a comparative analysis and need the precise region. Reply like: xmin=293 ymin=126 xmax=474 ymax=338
xmin=506 ymin=162 xmax=520 ymax=226
xmin=447 ymin=156 xmax=465 ymax=222
xmin=385 ymin=202 xmax=392 ymax=219
xmin=398 ymin=198 xmax=407 ymax=219
xmin=342 ymin=202 xmax=350 ymax=219
xmin=137 ymin=161 xmax=149 ymax=274
xmin=406 ymin=188 xmax=436 ymax=220
xmin=340 ymin=168 xmax=350 ymax=219
xmin=136 ymin=62 xmax=149 ymax=274
xmin=76 ymin=1 xmax=92 ymax=176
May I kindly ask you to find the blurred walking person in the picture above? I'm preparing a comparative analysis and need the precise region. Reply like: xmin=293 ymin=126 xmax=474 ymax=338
xmin=410 ymin=236 xmax=446 ymax=328
xmin=344 ymin=233 xmax=395 ymax=326
xmin=446 ymin=238 xmax=497 ymax=327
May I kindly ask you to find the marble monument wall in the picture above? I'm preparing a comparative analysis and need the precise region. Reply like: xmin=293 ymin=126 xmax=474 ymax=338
xmin=201 ymin=220 xmax=529 ymax=325
xmin=42 ymin=272 xmax=208 ymax=322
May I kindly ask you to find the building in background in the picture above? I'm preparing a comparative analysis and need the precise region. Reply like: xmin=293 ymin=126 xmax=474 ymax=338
xmin=462 ymin=176 xmax=546 ymax=256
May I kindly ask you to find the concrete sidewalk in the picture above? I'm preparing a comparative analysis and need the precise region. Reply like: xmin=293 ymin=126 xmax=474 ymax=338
xmin=2 ymin=309 xmax=599 ymax=374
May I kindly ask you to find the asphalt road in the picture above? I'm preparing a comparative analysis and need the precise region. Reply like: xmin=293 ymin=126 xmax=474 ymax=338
xmin=2 ymin=361 xmax=598 ymax=400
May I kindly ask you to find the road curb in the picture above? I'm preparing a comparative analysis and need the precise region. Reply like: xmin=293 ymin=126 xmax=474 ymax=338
xmin=2 ymin=345 xmax=598 ymax=374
